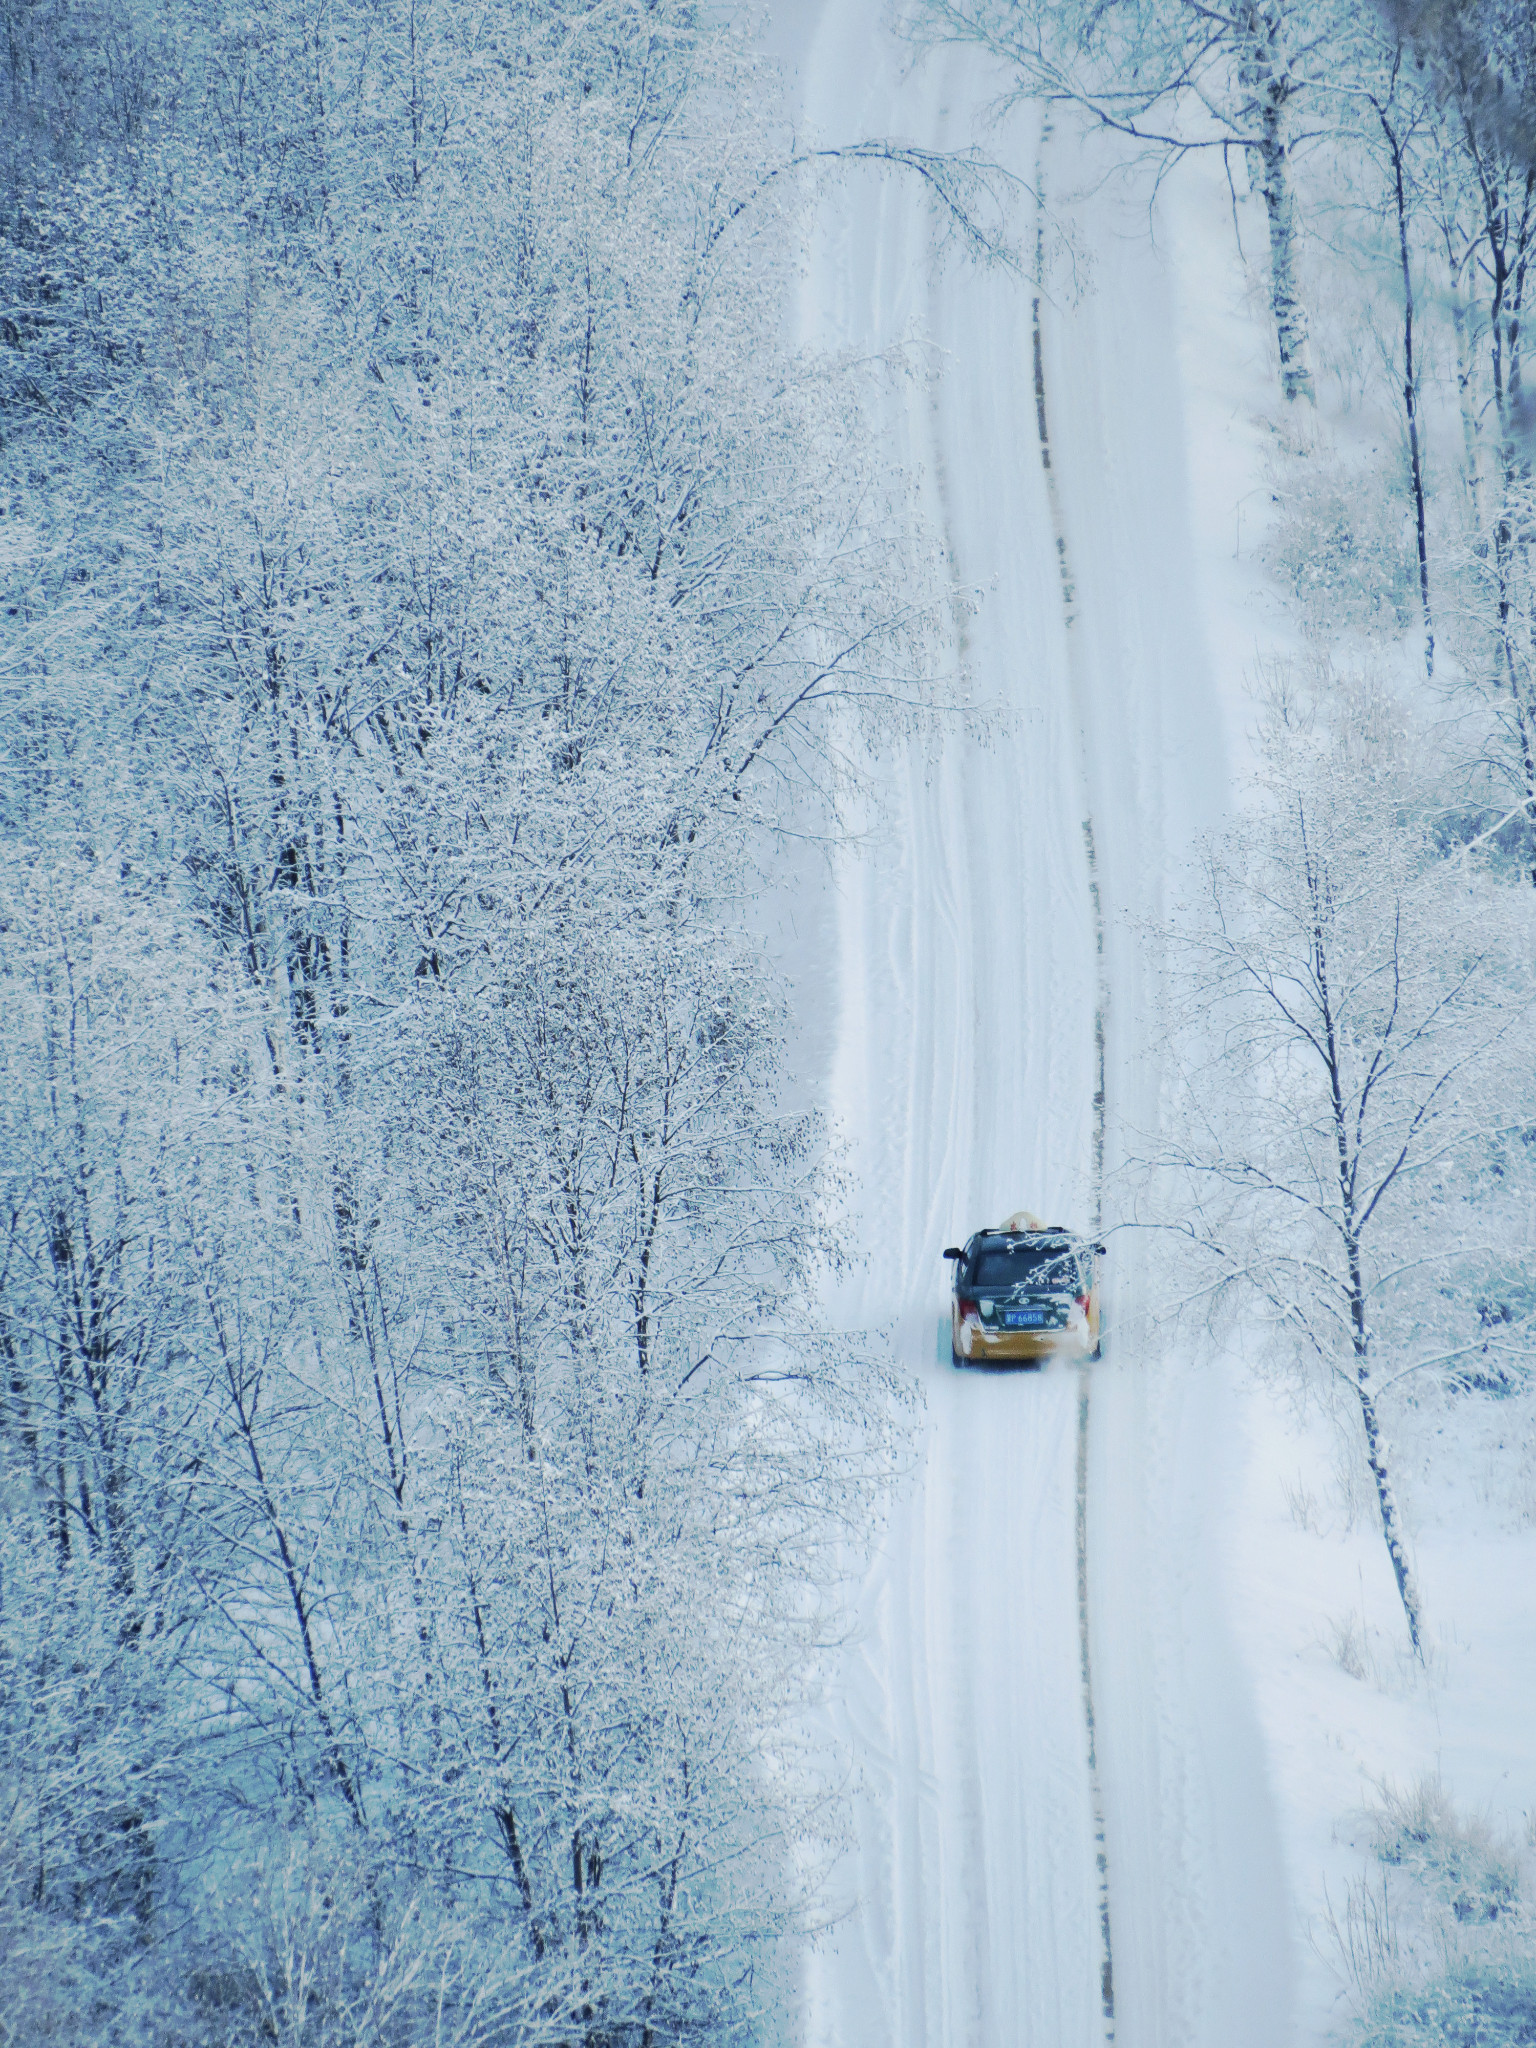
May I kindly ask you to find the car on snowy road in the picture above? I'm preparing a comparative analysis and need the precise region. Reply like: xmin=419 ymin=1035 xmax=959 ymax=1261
xmin=943 ymin=1212 xmax=1105 ymax=1367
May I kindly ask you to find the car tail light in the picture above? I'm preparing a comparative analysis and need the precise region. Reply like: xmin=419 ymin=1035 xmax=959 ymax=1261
xmin=1076 ymin=1294 xmax=1090 ymax=1312
xmin=959 ymin=1298 xmax=981 ymax=1323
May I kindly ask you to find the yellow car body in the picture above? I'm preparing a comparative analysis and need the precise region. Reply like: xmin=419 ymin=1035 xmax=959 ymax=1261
xmin=944 ymin=1211 xmax=1104 ymax=1367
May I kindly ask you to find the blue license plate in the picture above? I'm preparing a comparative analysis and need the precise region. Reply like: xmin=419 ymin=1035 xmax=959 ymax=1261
xmin=1004 ymin=1309 xmax=1048 ymax=1328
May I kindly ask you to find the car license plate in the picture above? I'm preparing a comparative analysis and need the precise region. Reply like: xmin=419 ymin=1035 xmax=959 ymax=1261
xmin=1004 ymin=1309 xmax=1048 ymax=1328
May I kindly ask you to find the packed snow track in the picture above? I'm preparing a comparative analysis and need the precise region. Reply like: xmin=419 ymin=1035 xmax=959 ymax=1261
xmin=796 ymin=5 xmax=1296 ymax=2045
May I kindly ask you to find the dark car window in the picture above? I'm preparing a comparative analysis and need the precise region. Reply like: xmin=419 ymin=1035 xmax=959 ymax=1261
xmin=969 ymin=1245 xmax=1082 ymax=1291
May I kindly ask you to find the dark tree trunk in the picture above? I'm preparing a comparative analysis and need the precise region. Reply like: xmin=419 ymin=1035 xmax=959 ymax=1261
xmin=1378 ymin=104 xmax=1433 ymax=673
xmin=1355 ymin=1365 xmax=1424 ymax=1660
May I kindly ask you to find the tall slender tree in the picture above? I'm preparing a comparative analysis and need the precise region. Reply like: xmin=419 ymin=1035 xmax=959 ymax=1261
xmin=1155 ymin=678 xmax=1536 ymax=1656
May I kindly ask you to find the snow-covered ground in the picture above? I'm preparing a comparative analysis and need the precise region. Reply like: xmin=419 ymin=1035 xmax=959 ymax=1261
xmin=1224 ymin=1382 xmax=1536 ymax=2042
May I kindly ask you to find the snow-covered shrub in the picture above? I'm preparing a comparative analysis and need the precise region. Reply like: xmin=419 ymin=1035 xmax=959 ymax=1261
xmin=181 ymin=1839 xmax=538 ymax=2048
xmin=1336 ymin=1785 xmax=1536 ymax=2048
xmin=1356 ymin=1957 xmax=1536 ymax=2047
xmin=1265 ymin=452 xmax=1418 ymax=639
xmin=1326 ymin=1610 xmax=1373 ymax=1681
xmin=1368 ymin=1777 xmax=1521 ymax=1925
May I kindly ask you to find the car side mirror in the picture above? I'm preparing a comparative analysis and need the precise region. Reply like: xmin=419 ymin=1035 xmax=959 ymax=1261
xmin=1092 ymin=1242 xmax=1107 ymax=1256
xmin=942 ymin=1246 xmax=963 ymax=1260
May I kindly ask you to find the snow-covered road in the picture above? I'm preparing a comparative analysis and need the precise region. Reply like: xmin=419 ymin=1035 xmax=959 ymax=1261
xmin=797 ymin=6 xmax=1297 ymax=2042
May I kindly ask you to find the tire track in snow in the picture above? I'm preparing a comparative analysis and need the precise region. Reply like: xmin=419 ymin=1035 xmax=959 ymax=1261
xmin=1075 ymin=1380 xmax=1115 ymax=2036
xmin=1032 ymin=116 xmax=1117 ymax=2045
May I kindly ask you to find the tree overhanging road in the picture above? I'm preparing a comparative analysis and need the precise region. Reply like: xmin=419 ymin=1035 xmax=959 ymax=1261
xmin=798 ymin=5 xmax=1295 ymax=2041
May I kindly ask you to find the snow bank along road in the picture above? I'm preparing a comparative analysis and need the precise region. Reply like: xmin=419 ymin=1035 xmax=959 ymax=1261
xmin=797 ymin=7 xmax=1296 ymax=2044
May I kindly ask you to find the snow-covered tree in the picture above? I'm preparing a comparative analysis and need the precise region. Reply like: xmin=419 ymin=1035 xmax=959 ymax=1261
xmin=1366 ymin=0 xmax=1536 ymax=873
xmin=1154 ymin=674 xmax=1536 ymax=1654
xmin=920 ymin=0 xmax=1356 ymax=400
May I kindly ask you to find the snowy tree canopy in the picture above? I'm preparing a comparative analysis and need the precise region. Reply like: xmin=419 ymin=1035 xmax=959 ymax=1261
xmin=0 ymin=2 xmax=932 ymax=2040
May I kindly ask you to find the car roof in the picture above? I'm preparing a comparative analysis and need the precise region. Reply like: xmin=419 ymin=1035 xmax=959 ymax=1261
xmin=974 ymin=1220 xmax=1081 ymax=1236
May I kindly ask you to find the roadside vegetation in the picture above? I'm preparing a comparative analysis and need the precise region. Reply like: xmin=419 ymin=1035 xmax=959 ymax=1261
xmin=1327 ymin=1775 xmax=1536 ymax=2045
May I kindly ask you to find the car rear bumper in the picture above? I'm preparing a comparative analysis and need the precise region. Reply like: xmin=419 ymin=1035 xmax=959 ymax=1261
xmin=952 ymin=1316 xmax=1095 ymax=1364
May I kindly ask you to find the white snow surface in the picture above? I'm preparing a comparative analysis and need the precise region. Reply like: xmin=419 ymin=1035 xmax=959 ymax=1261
xmin=793 ymin=4 xmax=1296 ymax=2043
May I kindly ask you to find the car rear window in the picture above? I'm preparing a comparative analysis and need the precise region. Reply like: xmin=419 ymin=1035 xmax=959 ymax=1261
xmin=970 ymin=1245 xmax=1081 ymax=1290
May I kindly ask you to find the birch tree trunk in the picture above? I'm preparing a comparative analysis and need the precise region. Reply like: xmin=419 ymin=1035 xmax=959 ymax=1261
xmin=1345 ymin=1220 xmax=1424 ymax=1658
xmin=1255 ymin=89 xmax=1316 ymax=403
xmin=1231 ymin=0 xmax=1315 ymax=403
xmin=1450 ymin=265 xmax=1484 ymax=531
xmin=1355 ymin=1364 xmax=1425 ymax=1658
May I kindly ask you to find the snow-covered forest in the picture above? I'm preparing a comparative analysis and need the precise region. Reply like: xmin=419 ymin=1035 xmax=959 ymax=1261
xmin=0 ymin=3 xmax=934 ymax=2039
xmin=5 ymin=0 xmax=1536 ymax=2040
